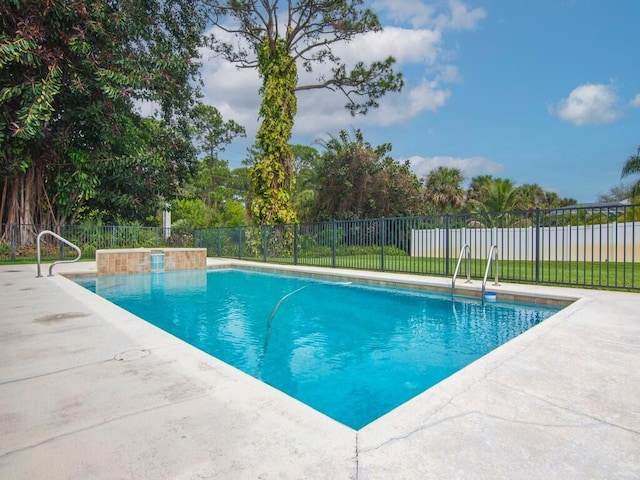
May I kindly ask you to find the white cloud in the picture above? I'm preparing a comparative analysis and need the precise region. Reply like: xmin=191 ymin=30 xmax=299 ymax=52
xmin=372 ymin=0 xmax=486 ymax=30
xmin=375 ymin=81 xmax=452 ymax=125
xmin=290 ymin=79 xmax=452 ymax=137
xmin=405 ymin=155 xmax=504 ymax=181
xmin=630 ymin=93 xmax=640 ymax=108
xmin=442 ymin=0 xmax=488 ymax=30
xmin=435 ymin=64 xmax=461 ymax=83
xmin=332 ymin=26 xmax=442 ymax=66
xmin=550 ymin=83 xmax=621 ymax=126
xmin=371 ymin=0 xmax=436 ymax=28
xmin=199 ymin=56 xmax=262 ymax=135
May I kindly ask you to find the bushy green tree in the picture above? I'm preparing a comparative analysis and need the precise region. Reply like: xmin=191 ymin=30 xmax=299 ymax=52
xmin=517 ymin=183 xmax=574 ymax=210
xmin=78 ymin=118 xmax=196 ymax=224
xmin=190 ymin=104 xmax=245 ymax=163
xmin=0 ymin=0 xmax=206 ymax=227
xmin=312 ymin=129 xmax=424 ymax=220
xmin=291 ymin=144 xmax=322 ymax=222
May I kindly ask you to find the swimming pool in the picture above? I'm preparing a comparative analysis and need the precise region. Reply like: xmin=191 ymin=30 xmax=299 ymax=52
xmin=76 ymin=269 xmax=561 ymax=429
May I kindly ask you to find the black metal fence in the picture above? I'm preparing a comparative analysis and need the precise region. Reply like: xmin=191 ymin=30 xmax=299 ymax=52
xmin=2 ymin=204 xmax=638 ymax=290
xmin=194 ymin=204 xmax=640 ymax=291
xmin=0 ymin=224 xmax=194 ymax=261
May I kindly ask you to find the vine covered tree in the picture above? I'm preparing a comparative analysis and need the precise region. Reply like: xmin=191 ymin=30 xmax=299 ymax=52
xmin=206 ymin=0 xmax=404 ymax=224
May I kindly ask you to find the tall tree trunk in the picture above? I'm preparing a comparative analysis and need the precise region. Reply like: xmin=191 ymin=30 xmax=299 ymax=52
xmin=1 ymin=166 xmax=51 ymax=244
xmin=251 ymin=39 xmax=298 ymax=225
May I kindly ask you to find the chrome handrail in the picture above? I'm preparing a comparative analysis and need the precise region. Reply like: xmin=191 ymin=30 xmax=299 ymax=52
xmin=36 ymin=230 xmax=82 ymax=277
xmin=482 ymin=244 xmax=500 ymax=298
xmin=451 ymin=244 xmax=471 ymax=297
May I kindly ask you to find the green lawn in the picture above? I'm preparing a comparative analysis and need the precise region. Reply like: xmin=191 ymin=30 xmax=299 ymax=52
xmin=261 ymin=254 xmax=640 ymax=290
xmin=3 ymin=251 xmax=637 ymax=291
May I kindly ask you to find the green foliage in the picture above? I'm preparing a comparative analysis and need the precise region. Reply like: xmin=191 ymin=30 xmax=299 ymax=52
xmin=77 ymin=117 xmax=197 ymax=224
xmin=517 ymin=183 xmax=574 ymax=210
xmin=81 ymin=244 xmax=97 ymax=259
xmin=189 ymin=103 xmax=246 ymax=161
xmin=223 ymin=201 xmax=248 ymax=226
xmin=312 ymin=129 xmax=425 ymax=220
xmin=473 ymin=177 xmax=522 ymax=213
xmin=1 ymin=0 xmax=206 ymax=225
xmin=172 ymin=196 xmax=247 ymax=228
xmin=173 ymin=198 xmax=214 ymax=228
xmin=621 ymin=145 xmax=640 ymax=198
xmin=424 ymin=167 xmax=465 ymax=214
xmin=251 ymin=39 xmax=298 ymax=225
xmin=617 ymin=206 xmax=640 ymax=222
xmin=242 ymin=226 xmax=263 ymax=258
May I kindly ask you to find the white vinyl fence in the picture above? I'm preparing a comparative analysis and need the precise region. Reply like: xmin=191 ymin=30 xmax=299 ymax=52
xmin=411 ymin=221 xmax=640 ymax=263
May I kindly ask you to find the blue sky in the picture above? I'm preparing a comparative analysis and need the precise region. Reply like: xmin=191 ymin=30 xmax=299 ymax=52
xmin=197 ymin=0 xmax=640 ymax=203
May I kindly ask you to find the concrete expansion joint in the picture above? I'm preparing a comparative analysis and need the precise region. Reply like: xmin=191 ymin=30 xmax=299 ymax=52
xmin=0 ymin=358 xmax=113 ymax=386
xmin=361 ymin=391 xmax=464 ymax=453
xmin=361 ymin=355 xmax=518 ymax=453
xmin=486 ymin=377 xmax=640 ymax=435
xmin=354 ymin=432 xmax=360 ymax=480
xmin=0 ymin=393 xmax=211 ymax=460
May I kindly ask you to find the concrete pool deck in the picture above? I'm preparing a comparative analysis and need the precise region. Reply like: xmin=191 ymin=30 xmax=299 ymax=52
xmin=0 ymin=259 xmax=638 ymax=479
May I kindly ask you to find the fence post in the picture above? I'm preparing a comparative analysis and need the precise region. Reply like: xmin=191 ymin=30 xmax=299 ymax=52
xmin=10 ymin=224 xmax=16 ymax=261
xmin=238 ymin=227 xmax=243 ymax=260
xmin=332 ymin=220 xmax=337 ymax=268
xmin=217 ymin=227 xmax=221 ymax=257
xmin=263 ymin=225 xmax=267 ymax=262
xmin=535 ymin=208 xmax=541 ymax=284
xmin=293 ymin=224 xmax=298 ymax=265
xmin=380 ymin=217 xmax=386 ymax=272
xmin=59 ymin=225 xmax=65 ymax=259
xmin=445 ymin=214 xmax=451 ymax=276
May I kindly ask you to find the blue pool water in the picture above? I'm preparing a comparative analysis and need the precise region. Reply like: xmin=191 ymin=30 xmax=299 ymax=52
xmin=76 ymin=269 xmax=561 ymax=429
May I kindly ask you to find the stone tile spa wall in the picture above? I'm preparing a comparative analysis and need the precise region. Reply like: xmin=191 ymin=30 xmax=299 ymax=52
xmin=96 ymin=248 xmax=207 ymax=275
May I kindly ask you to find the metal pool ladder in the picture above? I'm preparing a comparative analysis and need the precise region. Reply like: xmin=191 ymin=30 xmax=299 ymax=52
xmin=36 ymin=230 xmax=82 ymax=277
xmin=482 ymin=244 xmax=500 ymax=298
xmin=451 ymin=244 xmax=471 ymax=297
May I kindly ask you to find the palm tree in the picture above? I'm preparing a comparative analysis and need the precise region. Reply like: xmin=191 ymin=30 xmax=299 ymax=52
xmin=469 ymin=177 xmax=525 ymax=227
xmin=621 ymin=145 xmax=640 ymax=199
xmin=475 ymin=178 xmax=522 ymax=213
xmin=466 ymin=175 xmax=493 ymax=205
xmin=424 ymin=166 xmax=465 ymax=214
xmin=517 ymin=183 xmax=546 ymax=209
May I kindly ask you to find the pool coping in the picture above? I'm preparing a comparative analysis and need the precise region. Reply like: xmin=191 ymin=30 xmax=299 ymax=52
xmin=203 ymin=260 xmax=578 ymax=307
xmin=1 ymin=259 xmax=639 ymax=478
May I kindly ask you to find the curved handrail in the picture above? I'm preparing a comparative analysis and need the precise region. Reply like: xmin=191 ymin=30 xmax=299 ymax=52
xmin=36 ymin=230 xmax=82 ymax=277
xmin=482 ymin=244 xmax=500 ymax=298
xmin=451 ymin=244 xmax=471 ymax=297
